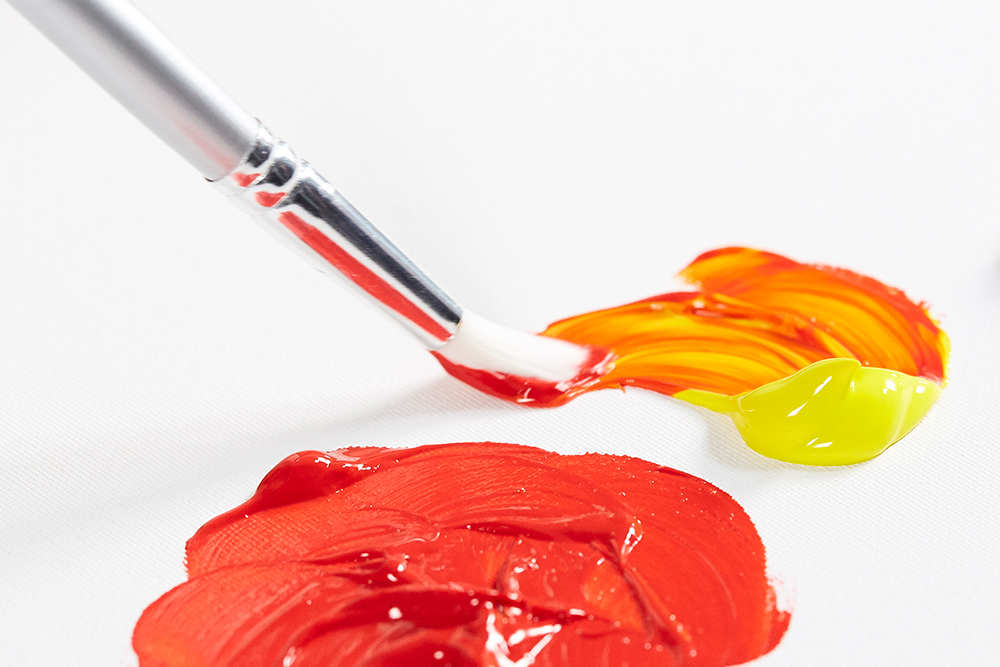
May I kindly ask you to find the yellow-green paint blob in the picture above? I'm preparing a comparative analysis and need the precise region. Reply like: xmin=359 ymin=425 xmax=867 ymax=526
xmin=677 ymin=358 xmax=942 ymax=466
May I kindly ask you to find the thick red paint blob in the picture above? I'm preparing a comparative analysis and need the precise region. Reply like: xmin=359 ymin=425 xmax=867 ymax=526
xmin=134 ymin=443 xmax=789 ymax=667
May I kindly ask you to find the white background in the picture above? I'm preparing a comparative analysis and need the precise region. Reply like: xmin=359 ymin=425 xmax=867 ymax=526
xmin=1 ymin=1 xmax=998 ymax=665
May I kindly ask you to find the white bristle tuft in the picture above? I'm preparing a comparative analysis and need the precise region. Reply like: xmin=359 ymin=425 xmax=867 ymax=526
xmin=436 ymin=312 xmax=593 ymax=382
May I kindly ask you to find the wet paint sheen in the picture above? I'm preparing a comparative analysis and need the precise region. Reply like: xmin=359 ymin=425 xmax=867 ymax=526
xmin=133 ymin=443 xmax=789 ymax=667
xmin=435 ymin=248 xmax=948 ymax=465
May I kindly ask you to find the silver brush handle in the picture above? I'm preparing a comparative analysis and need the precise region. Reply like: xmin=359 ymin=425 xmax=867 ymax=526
xmin=8 ymin=0 xmax=462 ymax=348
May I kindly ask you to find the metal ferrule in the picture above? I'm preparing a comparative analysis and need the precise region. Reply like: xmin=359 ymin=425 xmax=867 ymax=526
xmin=214 ymin=125 xmax=462 ymax=349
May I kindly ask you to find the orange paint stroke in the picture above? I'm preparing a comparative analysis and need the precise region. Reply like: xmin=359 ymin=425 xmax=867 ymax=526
xmin=438 ymin=247 xmax=947 ymax=406
xmin=552 ymin=246 xmax=946 ymax=397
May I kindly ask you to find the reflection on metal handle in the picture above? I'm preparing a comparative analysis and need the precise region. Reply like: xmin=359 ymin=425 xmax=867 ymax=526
xmin=214 ymin=125 xmax=462 ymax=348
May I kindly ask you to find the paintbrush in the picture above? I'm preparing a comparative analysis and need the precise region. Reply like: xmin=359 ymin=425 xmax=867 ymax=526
xmin=8 ymin=0 xmax=609 ymax=392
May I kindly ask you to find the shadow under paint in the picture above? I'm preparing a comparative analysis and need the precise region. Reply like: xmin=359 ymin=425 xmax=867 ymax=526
xmin=287 ymin=376 xmax=521 ymax=449
xmin=268 ymin=374 xmax=867 ymax=476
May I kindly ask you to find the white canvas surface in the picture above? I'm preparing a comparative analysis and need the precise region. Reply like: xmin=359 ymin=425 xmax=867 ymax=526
xmin=1 ymin=1 xmax=998 ymax=664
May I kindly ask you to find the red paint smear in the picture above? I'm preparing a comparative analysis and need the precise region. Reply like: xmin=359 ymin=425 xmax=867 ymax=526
xmin=254 ymin=191 xmax=285 ymax=208
xmin=436 ymin=247 xmax=948 ymax=407
xmin=278 ymin=212 xmax=451 ymax=342
xmin=134 ymin=443 xmax=789 ymax=667
xmin=231 ymin=172 xmax=260 ymax=187
xmin=432 ymin=345 xmax=615 ymax=407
